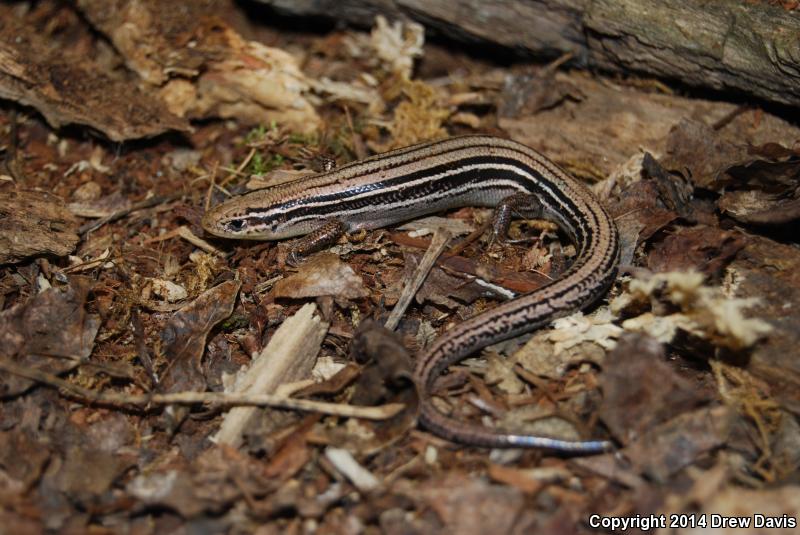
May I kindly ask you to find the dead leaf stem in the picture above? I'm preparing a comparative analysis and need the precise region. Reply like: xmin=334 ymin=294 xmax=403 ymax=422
xmin=0 ymin=355 xmax=403 ymax=420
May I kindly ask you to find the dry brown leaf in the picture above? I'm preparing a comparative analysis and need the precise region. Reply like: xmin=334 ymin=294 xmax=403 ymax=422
xmin=158 ymin=279 xmax=241 ymax=395
xmin=272 ymin=253 xmax=369 ymax=301
xmin=403 ymin=473 xmax=524 ymax=535
xmin=727 ymin=237 xmax=800 ymax=413
xmin=599 ymin=334 xmax=710 ymax=444
xmin=126 ymin=446 xmax=265 ymax=518
xmin=606 ymin=179 xmax=678 ymax=249
xmin=623 ymin=405 xmax=734 ymax=482
xmin=0 ymin=276 xmax=99 ymax=396
xmin=647 ymin=225 xmax=746 ymax=277
xmin=719 ymin=189 xmax=800 ymax=225
xmin=661 ymin=119 xmax=800 ymax=224
xmin=51 ymin=445 xmax=134 ymax=502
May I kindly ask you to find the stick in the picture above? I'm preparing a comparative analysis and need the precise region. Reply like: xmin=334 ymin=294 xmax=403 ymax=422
xmin=79 ymin=193 xmax=182 ymax=236
xmin=384 ymin=228 xmax=452 ymax=331
xmin=0 ymin=355 xmax=403 ymax=420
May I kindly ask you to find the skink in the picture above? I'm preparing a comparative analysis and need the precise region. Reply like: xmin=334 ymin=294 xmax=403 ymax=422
xmin=202 ymin=135 xmax=620 ymax=452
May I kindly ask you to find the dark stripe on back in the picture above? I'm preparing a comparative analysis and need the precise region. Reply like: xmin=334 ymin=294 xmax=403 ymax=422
xmin=279 ymin=155 xmax=582 ymax=222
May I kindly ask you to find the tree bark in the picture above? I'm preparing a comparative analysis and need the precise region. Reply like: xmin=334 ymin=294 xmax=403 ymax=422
xmin=259 ymin=0 xmax=800 ymax=108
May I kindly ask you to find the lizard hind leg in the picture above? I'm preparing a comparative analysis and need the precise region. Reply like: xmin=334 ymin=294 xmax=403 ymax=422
xmin=489 ymin=192 xmax=544 ymax=246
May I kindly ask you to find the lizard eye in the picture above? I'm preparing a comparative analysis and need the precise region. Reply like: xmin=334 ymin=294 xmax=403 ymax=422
xmin=227 ymin=219 xmax=246 ymax=232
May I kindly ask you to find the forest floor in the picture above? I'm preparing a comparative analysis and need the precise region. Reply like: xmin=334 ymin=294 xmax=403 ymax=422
xmin=1 ymin=1 xmax=799 ymax=534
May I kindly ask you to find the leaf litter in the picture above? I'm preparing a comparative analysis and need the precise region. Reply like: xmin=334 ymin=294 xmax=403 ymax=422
xmin=0 ymin=2 xmax=799 ymax=533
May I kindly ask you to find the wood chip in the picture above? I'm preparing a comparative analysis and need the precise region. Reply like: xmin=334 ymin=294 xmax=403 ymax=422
xmin=324 ymin=447 xmax=380 ymax=492
xmin=213 ymin=303 xmax=329 ymax=448
xmin=0 ymin=189 xmax=79 ymax=264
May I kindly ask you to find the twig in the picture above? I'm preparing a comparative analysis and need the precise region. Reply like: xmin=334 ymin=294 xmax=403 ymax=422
xmin=541 ymin=51 xmax=574 ymax=76
xmin=219 ymin=147 xmax=256 ymax=188
xmin=384 ymin=227 xmax=452 ymax=330
xmin=447 ymin=218 xmax=492 ymax=256
xmin=143 ymin=225 xmax=224 ymax=256
xmin=132 ymin=307 xmax=157 ymax=387
xmin=712 ymin=105 xmax=751 ymax=131
xmin=0 ymin=356 xmax=403 ymax=420
xmin=390 ymin=231 xmax=551 ymax=293
xmin=79 ymin=192 xmax=183 ymax=236
xmin=204 ymin=160 xmax=219 ymax=211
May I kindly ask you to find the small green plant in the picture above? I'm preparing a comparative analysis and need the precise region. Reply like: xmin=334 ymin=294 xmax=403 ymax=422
xmin=270 ymin=153 xmax=284 ymax=169
xmin=248 ymin=152 xmax=268 ymax=175
xmin=247 ymin=152 xmax=284 ymax=175
xmin=220 ymin=313 xmax=250 ymax=331
xmin=245 ymin=124 xmax=268 ymax=145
